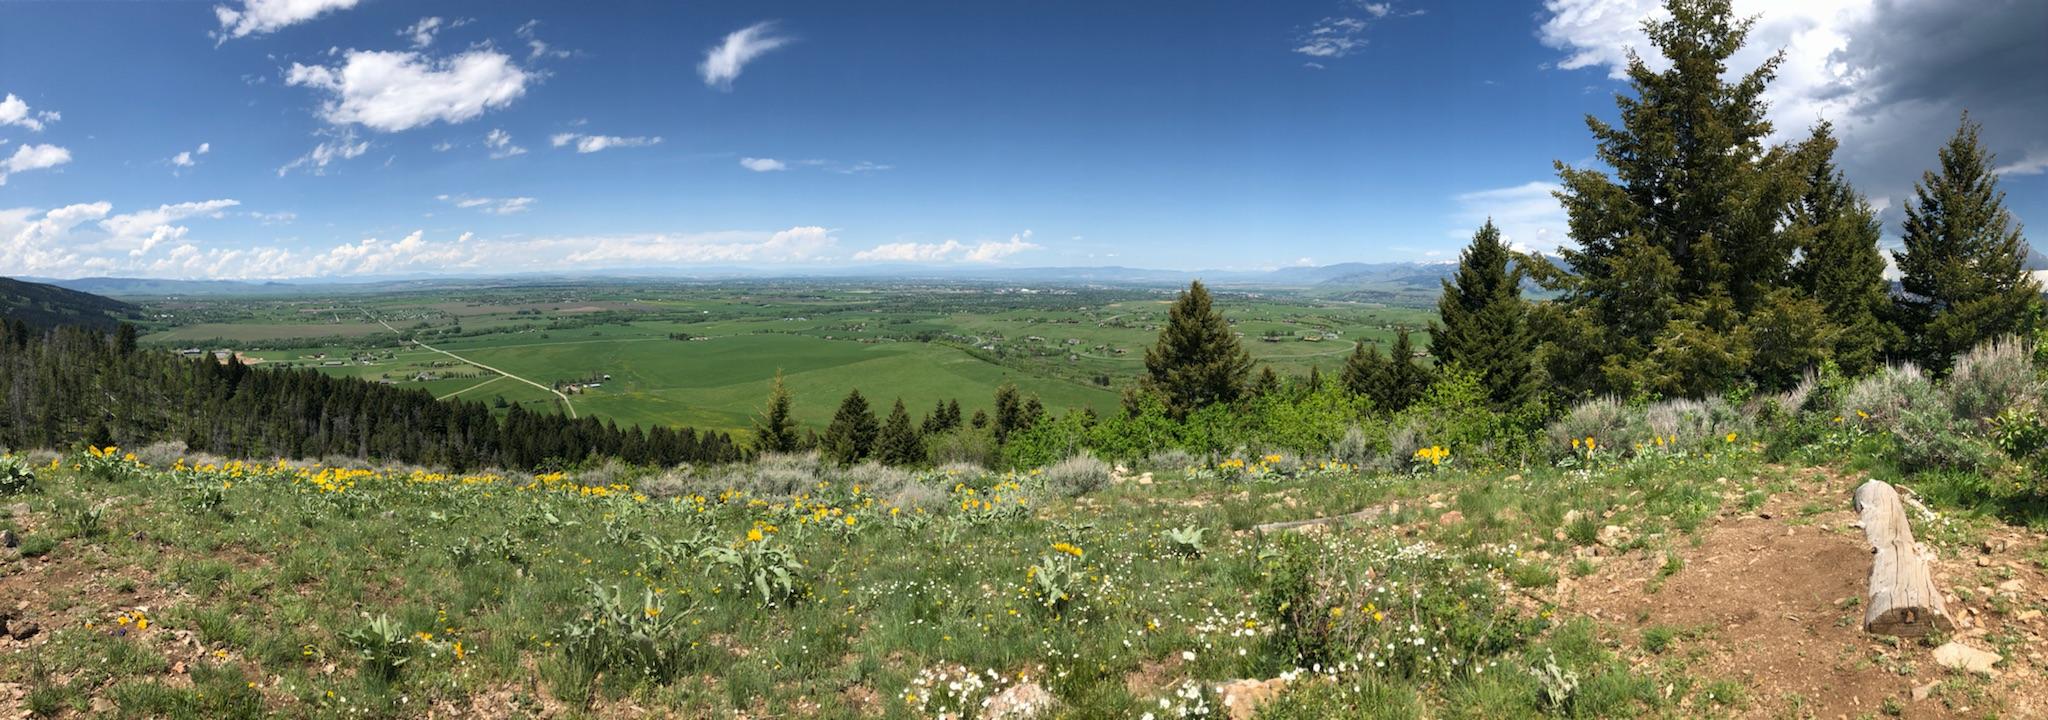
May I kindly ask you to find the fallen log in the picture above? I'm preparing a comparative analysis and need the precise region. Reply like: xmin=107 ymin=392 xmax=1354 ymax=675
xmin=1253 ymin=506 xmax=1386 ymax=534
xmin=1853 ymin=480 xmax=1954 ymax=636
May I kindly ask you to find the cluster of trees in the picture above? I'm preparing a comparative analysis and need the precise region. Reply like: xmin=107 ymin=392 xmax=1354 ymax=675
xmin=0 ymin=320 xmax=741 ymax=471
xmin=1528 ymin=0 xmax=2037 ymax=398
xmin=750 ymin=371 xmax=1048 ymax=466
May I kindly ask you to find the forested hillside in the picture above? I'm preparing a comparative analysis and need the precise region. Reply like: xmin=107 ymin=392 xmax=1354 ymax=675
xmin=0 ymin=277 xmax=135 ymax=332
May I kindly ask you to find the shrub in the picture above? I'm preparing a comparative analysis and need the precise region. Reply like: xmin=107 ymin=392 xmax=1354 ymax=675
xmin=1893 ymin=388 xmax=2005 ymax=474
xmin=839 ymin=461 xmax=916 ymax=498
xmin=925 ymin=428 xmax=998 ymax=469
xmin=1042 ymin=452 xmax=1110 ymax=497
xmin=1946 ymin=336 xmax=2040 ymax=425
xmin=705 ymin=452 xmax=820 ymax=498
xmin=1837 ymin=363 xmax=1933 ymax=428
xmin=1144 ymin=448 xmax=1199 ymax=471
xmin=1642 ymin=398 xmax=1752 ymax=450
xmin=1546 ymin=396 xmax=1645 ymax=455
xmin=132 ymin=441 xmax=190 ymax=468
xmin=1329 ymin=426 xmax=1374 ymax=467
xmin=0 ymin=454 xmax=36 ymax=495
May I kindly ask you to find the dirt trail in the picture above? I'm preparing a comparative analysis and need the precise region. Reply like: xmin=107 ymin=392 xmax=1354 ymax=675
xmin=362 ymin=311 xmax=578 ymax=418
xmin=1557 ymin=469 xmax=2048 ymax=719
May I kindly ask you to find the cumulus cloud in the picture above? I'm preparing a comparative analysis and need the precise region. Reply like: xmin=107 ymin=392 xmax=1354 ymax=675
xmin=436 ymin=193 xmax=535 ymax=215
xmin=0 ymin=143 xmax=71 ymax=186
xmin=286 ymin=49 xmax=530 ymax=133
xmin=1451 ymin=181 xmax=1566 ymax=254
xmin=484 ymin=128 xmax=526 ymax=159
xmin=169 ymin=142 xmax=212 ymax=170
xmin=549 ymin=133 xmax=661 ymax=153
xmin=2 ymin=200 xmax=245 ymax=274
xmin=700 ymin=21 xmax=791 ymax=90
xmin=1536 ymin=0 xmax=2048 ymax=219
xmin=213 ymin=0 xmax=359 ymax=42
xmin=0 ymin=94 xmax=60 ymax=132
xmin=853 ymin=231 xmax=1042 ymax=263
xmin=739 ymin=157 xmax=786 ymax=172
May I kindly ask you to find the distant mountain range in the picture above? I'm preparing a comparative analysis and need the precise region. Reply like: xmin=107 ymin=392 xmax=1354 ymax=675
xmin=24 ymin=261 xmax=1465 ymax=303
xmin=0 ymin=277 xmax=138 ymax=331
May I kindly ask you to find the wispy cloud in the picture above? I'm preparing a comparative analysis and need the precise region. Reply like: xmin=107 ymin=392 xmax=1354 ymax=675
xmin=740 ymin=157 xmax=786 ymax=172
xmin=1451 ymin=181 xmax=1565 ymax=253
xmin=169 ymin=142 xmax=212 ymax=171
xmin=550 ymin=133 xmax=661 ymax=153
xmin=436 ymin=193 xmax=535 ymax=215
xmin=700 ymin=21 xmax=791 ymax=90
xmin=484 ymin=129 xmax=526 ymax=159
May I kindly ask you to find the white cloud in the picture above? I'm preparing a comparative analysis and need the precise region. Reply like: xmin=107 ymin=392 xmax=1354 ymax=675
xmin=0 ymin=143 xmax=71 ymax=186
xmin=700 ymin=21 xmax=791 ymax=90
xmin=436 ymin=193 xmax=535 ymax=215
xmin=1452 ymin=181 xmax=1565 ymax=253
xmin=853 ymin=231 xmax=1041 ymax=263
xmin=516 ymin=19 xmax=571 ymax=61
xmin=549 ymin=133 xmax=661 ymax=153
xmin=1995 ymin=151 xmax=2048 ymax=177
xmin=401 ymin=17 xmax=444 ymax=48
xmin=169 ymin=142 xmax=212 ymax=169
xmin=100 ymin=199 xmax=240 ymax=246
xmin=484 ymin=128 xmax=526 ymax=159
xmin=213 ymin=0 xmax=359 ymax=42
xmin=740 ymin=157 xmax=786 ymax=172
xmin=0 ymin=94 xmax=60 ymax=132
xmin=277 ymin=130 xmax=367 ymax=176
xmin=564 ymin=226 xmax=837 ymax=264
xmin=1296 ymin=17 xmax=1368 ymax=59
xmin=286 ymin=49 xmax=530 ymax=132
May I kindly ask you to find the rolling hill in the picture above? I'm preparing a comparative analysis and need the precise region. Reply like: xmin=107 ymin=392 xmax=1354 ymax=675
xmin=0 ymin=276 xmax=138 ymax=331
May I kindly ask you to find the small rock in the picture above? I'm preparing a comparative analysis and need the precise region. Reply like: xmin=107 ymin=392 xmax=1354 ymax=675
xmin=1912 ymin=682 xmax=1938 ymax=701
xmin=1983 ymin=538 xmax=2010 ymax=554
xmin=1997 ymin=579 xmax=2025 ymax=594
xmin=1505 ymin=474 xmax=1523 ymax=482
xmin=1215 ymin=677 xmax=1290 ymax=720
xmin=1438 ymin=511 xmax=1465 ymax=526
xmin=1932 ymin=641 xmax=2002 ymax=675
xmin=7 ymin=620 xmax=36 ymax=641
xmin=1597 ymin=525 xmax=1634 ymax=548
xmin=2017 ymin=609 xmax=2042 ymax=622
xmin=0 ymin=529 xmax=14 ymax=548
xmin=1977 ymin=556 xmax=1993 ymax=567
xmin=983 ymin=681 xmax=1055 ymax=720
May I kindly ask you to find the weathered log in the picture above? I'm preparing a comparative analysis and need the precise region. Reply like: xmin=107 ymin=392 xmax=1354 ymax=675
xmin=1853 ymin=480 xmax=1954 ymax=636
xmin=1253 ymin=506 xmax=1386 ymax=534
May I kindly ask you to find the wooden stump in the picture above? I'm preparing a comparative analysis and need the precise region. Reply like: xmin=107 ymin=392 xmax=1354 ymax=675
xmin=1853 ymin=480 xmax=1954 ymax=636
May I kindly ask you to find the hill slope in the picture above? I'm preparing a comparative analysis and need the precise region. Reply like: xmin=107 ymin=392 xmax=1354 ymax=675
xmin=0 ymin=277 xmax=136 ymax=331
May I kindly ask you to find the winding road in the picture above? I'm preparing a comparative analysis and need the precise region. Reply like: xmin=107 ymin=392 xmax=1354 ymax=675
xmin=363 ymin=311 xmax=578 ymax=418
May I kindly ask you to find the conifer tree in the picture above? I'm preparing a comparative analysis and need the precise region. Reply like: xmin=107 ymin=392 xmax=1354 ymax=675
xmin=1542 ymin=0 xmax=1805 ymax=396
xmin=1430 ymin=220 xmax=1536 ymax=408
xmin=1306 ymin=365 xmax=1323 ymax=389
xmin=1382 ymin=328 xmax=1433 ymax=411
xmin=993 ymin=383 xmax=1024 ymax=444
xmin=752 ymin=371 xmax=800 ymax=454
xmin=822 ymin=389 xmax=879 ymax=464
xmin=1251 ymin=366 xmax=1280 ymax=396
xmin=1143 ymin=280 xmax=1253 ymax=417
xmin=876 ymin=398 xmax=924 ymax=466
xmin=1789 ymin=123 xmax=1899 ymax=376
xmin=1341 ymin=341 xmax=1388 ymax=400
xmin=1893 ymin=113 xmax=2042 ymax=371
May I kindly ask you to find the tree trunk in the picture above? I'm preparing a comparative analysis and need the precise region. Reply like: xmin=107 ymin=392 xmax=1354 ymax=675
xmin=1854 ymin=480 xmax=1954 ymax=636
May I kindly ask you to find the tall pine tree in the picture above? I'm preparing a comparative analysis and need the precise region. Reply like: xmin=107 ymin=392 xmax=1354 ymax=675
xmin=1341 ymin=341 xmax=1388 ymax=401
xmin=876 ymin=398 xmax=924 ymax=466
xmin=1382 ymin=328 xmax=1432 ymax=412
xmin=1893 ymin=113 xmax=2042 ymax=372
xmin=822 ymin=389 xmax=879 ymax=465
xmin=1430 ymin=219 xmax=1536 ymax=408
xmin=1143 ymin=280 xmax=1253 ymax=417
xmin=1787 ymin=122 xmax=1898 ymax=376
xmin=752 ymin=371 xmax=800 ymax=454
xmin=1540 ymin=0 xmax=1804 ymax=397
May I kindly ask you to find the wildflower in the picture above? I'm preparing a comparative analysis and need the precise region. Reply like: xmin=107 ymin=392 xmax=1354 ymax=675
xmin=1724 ymin=432 xmax=1737 ymax=443
xmin=746 ymin=528 xmax=765 ymax=543
xmin=1051 ymin=542 xmax=1085 ymax=558
xmin=1330 ymin=606 xmax=1345 ymax=618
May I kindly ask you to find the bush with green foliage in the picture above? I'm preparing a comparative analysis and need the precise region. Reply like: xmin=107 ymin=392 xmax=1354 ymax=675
xmin=0 ymin=454 xmax=36 ymax=495
xmin=1042 ymin=452 xmax=1110 ymax=497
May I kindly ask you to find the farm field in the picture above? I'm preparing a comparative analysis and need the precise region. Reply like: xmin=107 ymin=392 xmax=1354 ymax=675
xmin=128 ymin=282 xmax=1434 ymax=435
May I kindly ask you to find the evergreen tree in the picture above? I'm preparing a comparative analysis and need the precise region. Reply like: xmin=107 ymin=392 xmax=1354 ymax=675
xmin=1789 ymin=122 xmax=1899 ymax=376
xmin=1893 ymin=113 xmax=2042 ymax=371
xmin=1341 ymin=341 xmax=1388 ymax=400
xmin=1382 ymin=328 xmax=1432 ymax=412
xmin=822 ymin=389 xmax=879 ymax=464
xmin=1251 ymin=366 xmax=1281 ymax=396
xmin=1143 ymin=280 xmax=1253 ymax=417
xmin=115 ymin=323 xmax=138 ymax=355
xmin=993 ymin=383 xmax=1023 ymax=444
xmin=1305 ymin=365 xmax=1323 ymax=389
xmin=1541 ymin=0 xmax=1805 ymax=396
xmin=876 ymin=398 xmax=924 ymax=466
xmin=970 ymin=409 xmax=989 ymax=429
xmin=751 ymin=371 xmax=800 ymax=454
xmin=1430 ymin=219 xmax=1536 ymax=408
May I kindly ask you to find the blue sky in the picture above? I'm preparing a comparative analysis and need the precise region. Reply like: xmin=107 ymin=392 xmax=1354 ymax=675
xmin=1 ymin=0 xmax=2042 ymax=279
